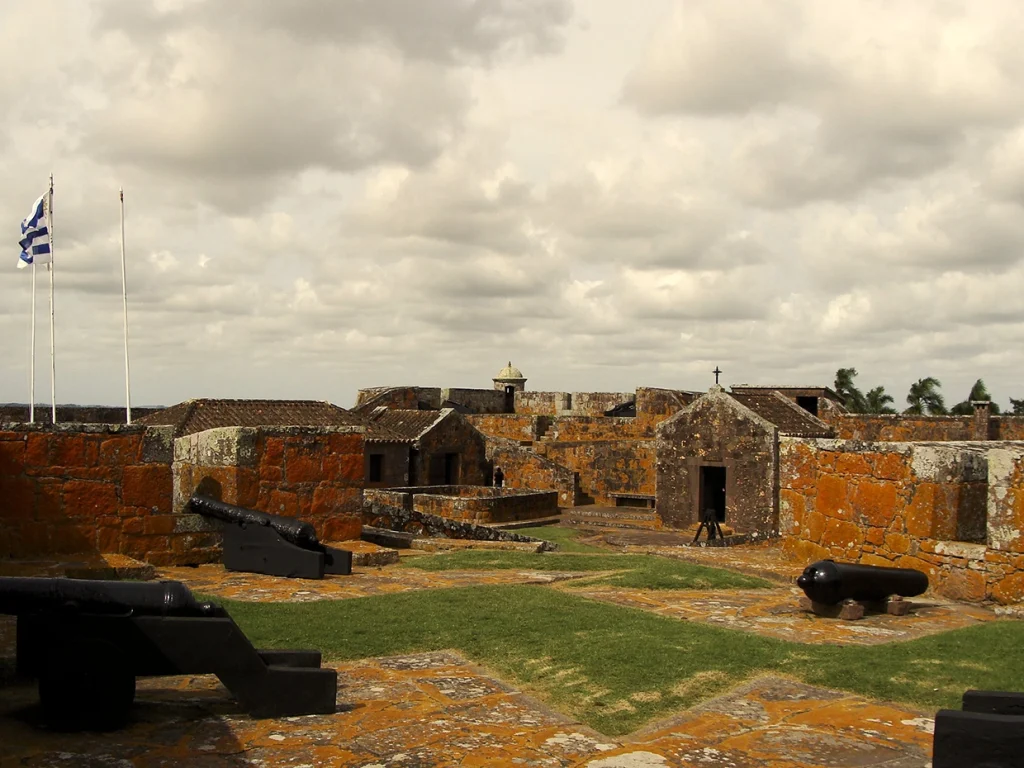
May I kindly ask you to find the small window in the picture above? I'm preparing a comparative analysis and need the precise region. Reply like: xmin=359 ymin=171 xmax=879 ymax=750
xmin=369 ymin=454 xmax=384 ymax=483
xmin=796 ymin=396 xmax=819 ymax=417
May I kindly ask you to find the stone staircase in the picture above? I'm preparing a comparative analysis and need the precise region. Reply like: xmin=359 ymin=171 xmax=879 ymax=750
xmin=563 ymin=505 xmax=662 ymax=531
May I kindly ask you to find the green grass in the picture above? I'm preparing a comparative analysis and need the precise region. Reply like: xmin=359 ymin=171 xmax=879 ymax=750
xmin=221 ymin=585 xmax=1024 ymax=736
xmin=512 ymin=525 xmax=608 ymax=553
xmin=400 ymin=549 xmax=772 ymax=590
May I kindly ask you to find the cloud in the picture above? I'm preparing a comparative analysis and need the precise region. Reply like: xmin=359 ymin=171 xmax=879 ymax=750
xmin=4 ymin=0 xmax=1024 ymax=411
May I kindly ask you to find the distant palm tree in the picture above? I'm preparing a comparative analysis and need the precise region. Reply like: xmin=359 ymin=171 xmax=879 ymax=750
xmin=834 ymin=368 xmax=866 ymax=412
xmin=905 ymin=377 xmax=947 ymax=415
xmin=951 ymin=379 xmax=1001 ymax=415
xmin=1011 ymin=398 xmax=1024 ymax=415
xmin=864 ymin=386 xmax=896 ymax=414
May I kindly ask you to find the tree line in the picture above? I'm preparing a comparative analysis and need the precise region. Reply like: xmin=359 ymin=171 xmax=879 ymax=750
xmin=833 ymin=368 xmax=1024 ymax=416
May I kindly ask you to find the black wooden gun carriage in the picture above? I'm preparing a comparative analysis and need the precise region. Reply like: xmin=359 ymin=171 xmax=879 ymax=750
xmin=2 ymin=577 xmax=337 ymax=729
xmin=933 ymin=690 xmax=1024 ymax=767
xmin=189 ymin=494 xmax=352 ymax=580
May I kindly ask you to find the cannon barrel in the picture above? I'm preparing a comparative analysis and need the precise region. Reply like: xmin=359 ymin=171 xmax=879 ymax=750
xmin=0 ymin=577 xmax=227 ymax=618
xmin=796 ymin=560 xmax=928 ymax=605
xmin=188 ymin=493 xmax=320 ymax=549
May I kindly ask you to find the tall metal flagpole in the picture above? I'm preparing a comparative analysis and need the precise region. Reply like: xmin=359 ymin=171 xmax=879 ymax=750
xmin=119 ymin=188 xmax=132 ymax=424
xmin=46 ymin=174 xmax=56 ymax=424
xmin=29 ymin=263 xmax=36 ymax=423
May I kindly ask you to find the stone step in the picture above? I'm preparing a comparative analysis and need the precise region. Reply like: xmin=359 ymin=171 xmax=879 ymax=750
xmin=565 ymin=512 xmax=659 ymax=524
xmin=488 ymin=515 xmax=563 ymax=530
xmin=564 ymin=512 xmax=663 ymax=531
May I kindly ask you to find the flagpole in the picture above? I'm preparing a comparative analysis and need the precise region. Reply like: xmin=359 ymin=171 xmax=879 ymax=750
xmin=29 ymin=263 xmax=36 ymax=423
xmin=46 ymin=174 xmax=55 ymax=424
xmin=119 ymin=187 xmax=132 ymax=424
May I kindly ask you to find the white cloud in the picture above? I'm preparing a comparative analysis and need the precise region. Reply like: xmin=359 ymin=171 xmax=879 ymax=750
xmin=3 ymin=0 xmax=1024 ymax=411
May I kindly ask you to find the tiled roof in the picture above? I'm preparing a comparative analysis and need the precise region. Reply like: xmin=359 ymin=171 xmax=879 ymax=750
xmin=135 ymin=399 xmax=364 ymax=437
xmin=730 ymin=392 xmax=834 ymax=437
xmin=730 ymin=385 xmax=844 ymax=403
xmin=365 ymin=408 xmax=449 ymax=443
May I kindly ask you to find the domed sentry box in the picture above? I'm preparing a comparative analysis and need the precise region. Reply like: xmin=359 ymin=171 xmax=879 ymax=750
xmin=2 ymin=577 xmax=338 ymax=730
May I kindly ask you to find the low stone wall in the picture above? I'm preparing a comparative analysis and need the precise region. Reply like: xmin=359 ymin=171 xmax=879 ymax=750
xmin=467 ymin=414 xmax=544 ymax=443
xmin=569 ymin=392 xmax=635 ymax=417
xmin=991 ymin=417 xmax=1024 ymax=440
xmin=362 ymin=494 xmax=555 ymax=548
xmin=828 ymin=415 xmax=975 ymax=442
xmin=539 ymin=440 xmax=655 ymax=505
xmin=0 ymin=405 xmax=163 ymax=425
xmin=442 ymin=388 xmax=506 ymax=414
xmin=364 ymin=485 xmax=557 ymax=524
xmin=635 ymin=387 xmax=694 ymax=427
xmin=544 ymin=417 xmax=643 ymax=442
xmin=514 ymin=391 xmax=569 ymax=415
xmin=780 ymin=437 xmax=1024 ymax=603
xmin=0 ymin=423 xmax=177 ymax=563
xmin=173 ymin=426 xmax=365 ymax=562
xmin=487 ymin=440 xmax=580 ymax=507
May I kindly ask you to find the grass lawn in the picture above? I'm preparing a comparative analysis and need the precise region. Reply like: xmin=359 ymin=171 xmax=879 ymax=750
xmin=222 ymin=584 xmax=1024 ymax=736
xmin=512 ymin=525 xmax=608 ymax=553
xmin=400 ymin=549 xmax=772 ymax=590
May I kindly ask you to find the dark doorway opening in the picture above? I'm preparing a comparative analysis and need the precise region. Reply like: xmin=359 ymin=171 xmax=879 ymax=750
xmin=795 ymin=396 xmax=819 ymax=417
xmin=444 ymin=452 xmax=460 ymax=485
xmin=408 ymin=449 xmax=419 ymax=485
xmin=368 ymin=454 xmax=383 ymax=483
xmin=504 ymin=385 xmax=516 ymax=413
xmin=699 ymin=466 xmax=726 ymax=523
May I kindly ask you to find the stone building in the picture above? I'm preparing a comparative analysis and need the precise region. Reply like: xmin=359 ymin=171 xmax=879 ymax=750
xmin=655 ymin=387 xmax=833 ymax=537
xmin=364 ymin=408 xmax=489 ymax=488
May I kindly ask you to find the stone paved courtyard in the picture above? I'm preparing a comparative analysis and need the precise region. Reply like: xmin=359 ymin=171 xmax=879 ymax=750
xmin=0 ymin=536 xmax=1003 ymax=766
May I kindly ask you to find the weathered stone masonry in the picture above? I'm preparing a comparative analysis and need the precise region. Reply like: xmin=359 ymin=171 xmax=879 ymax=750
xmin=656 ymin=390 xmax=778 ymax=535
xmin=0 ymin=424 xmax=175 ymax=562
xmin=780 ymin=437 xmax=1024 ymax=603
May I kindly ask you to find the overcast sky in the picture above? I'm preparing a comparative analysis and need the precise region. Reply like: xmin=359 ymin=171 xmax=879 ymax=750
xmin=3 ymin=0 xmax=1024 ymax=411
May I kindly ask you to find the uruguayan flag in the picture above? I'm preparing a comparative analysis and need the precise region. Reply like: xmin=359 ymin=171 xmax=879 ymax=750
xmin=17 ymin=192 xmax=51 ymax=269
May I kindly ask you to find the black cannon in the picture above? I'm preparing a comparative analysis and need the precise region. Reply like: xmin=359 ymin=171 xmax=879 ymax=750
xmin=3 ymin=576 xmax=338 ymax=729
xmin=796 ymin=559 xmax=928 ymax=606
xmin=188 ymin=494 xmax=352 ymax=580
xmin=933 ymin=690 xmax=1024 ymax=767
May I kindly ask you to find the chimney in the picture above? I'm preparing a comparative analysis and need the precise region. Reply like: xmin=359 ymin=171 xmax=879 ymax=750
xmin=971 ymin=401 xmax=992 ymax=441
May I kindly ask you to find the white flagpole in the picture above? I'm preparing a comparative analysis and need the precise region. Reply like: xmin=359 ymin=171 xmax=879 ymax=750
xmin=119 ymin=188 xmax=132 ymax=424
xmin=29 ymin=263 xmax=36 ymax=423
xmin=46 ymin=174 xmax=55 ymax=424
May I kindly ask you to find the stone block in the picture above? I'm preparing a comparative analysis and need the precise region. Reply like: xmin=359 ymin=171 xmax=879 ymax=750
xmin=52 ymin=435 xmax=87 ymax=467
xmin=839 ymin=600 xmax=865 ymax=621
xmin=25 ymin=433 xmax=50 ymax=467
xmin=886 ymin=596 xmax=910 ymax=616
xmin=284 ymin=445 xmax=324 ymax=484
xmin=836 ymin=453 xmax=872 ymax=476
xmin=121 ymin=464 xmax=172 ymax=512
xmin=937 ymin=567 xmax=986 ymax=602
xmin=851 ymin=480 xmax=899 ymax=528
xmin=872 ymin=452 xmax=910 ymax=481
xmin=63 ymin=479 xmax=119 ymax=518
xmin=0 ymin=438 xmax=26 ymax=476
xmin=821 ymin=518 xmax=864 ymax=550
xmin=141 ymin=426 xmax=173 ymax=463
xmin=990 ymin=571 xmax=1024 ymax=604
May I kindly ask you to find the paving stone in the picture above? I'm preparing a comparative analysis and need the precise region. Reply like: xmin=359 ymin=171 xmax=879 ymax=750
xmin=0 ymin=545 xmax=955 ymax=766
